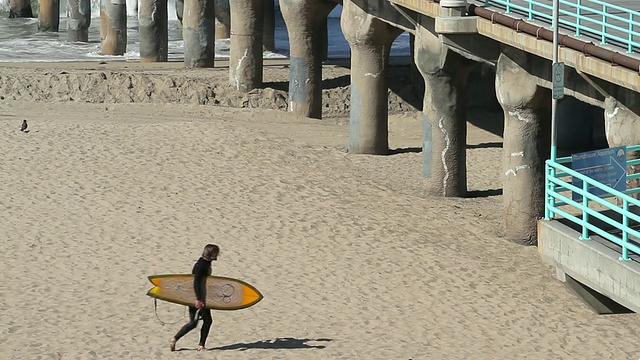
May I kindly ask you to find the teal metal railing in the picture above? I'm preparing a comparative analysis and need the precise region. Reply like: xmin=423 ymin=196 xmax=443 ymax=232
xmin=545 ymin=145 xmax=640 ymax=261
xmin=482 ymin=0 xmax=640 ymax=53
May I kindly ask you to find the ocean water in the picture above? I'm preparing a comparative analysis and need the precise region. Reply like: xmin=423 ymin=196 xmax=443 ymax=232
xmin=0 ymin=0 xmax=411 ymax=62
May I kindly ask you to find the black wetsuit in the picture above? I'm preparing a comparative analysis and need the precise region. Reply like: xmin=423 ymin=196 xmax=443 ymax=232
xmin=173 ymin=257 xmax=213 ymax=347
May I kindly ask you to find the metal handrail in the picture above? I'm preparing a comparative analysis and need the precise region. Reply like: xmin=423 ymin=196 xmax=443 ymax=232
xmin=483 ymin=0 xmax=640 ymax=53
xmin=545 ymin=145 xmax=640 ymax=261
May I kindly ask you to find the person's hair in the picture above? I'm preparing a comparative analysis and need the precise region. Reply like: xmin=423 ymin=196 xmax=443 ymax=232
xmin=202 ymin=244 xmax=219 ymax=258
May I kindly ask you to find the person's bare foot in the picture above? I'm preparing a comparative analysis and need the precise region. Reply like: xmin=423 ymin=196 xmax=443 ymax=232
xmin=197 ymin=345 xmax=206 ymax=351
xmin=169 ymin=338 xmax=176 ymax=351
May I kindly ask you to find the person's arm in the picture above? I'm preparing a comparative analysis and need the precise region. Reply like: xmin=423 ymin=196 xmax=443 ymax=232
xmin=193 ymin=260 xmax=208 ymax=307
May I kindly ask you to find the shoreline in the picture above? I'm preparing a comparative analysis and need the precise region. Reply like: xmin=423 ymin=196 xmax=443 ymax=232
xmin=0 ymin=55 xmax=414 ymax=69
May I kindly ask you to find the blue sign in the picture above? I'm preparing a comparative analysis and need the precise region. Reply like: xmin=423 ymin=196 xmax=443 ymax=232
xmin=571 ymin=146 xmax=627 ymax=201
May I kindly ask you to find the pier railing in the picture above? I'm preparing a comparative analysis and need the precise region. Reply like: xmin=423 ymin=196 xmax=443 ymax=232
xmin=545 ymin=145 xmax=640 ymax=261
xmin=482 ymin=0 xmax=640 ymax=53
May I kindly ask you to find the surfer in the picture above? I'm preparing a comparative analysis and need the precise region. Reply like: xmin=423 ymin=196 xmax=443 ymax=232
xmin=170 ymin=244 xmax=219 ymax=352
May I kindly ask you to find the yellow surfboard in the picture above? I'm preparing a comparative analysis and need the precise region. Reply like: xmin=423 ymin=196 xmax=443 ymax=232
xmin=146 ymin=274 xmax=263 ymax=310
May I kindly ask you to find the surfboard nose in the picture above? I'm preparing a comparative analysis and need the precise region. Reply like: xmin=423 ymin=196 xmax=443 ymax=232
xmin=241 ymin=284 xmax=263 ymax=307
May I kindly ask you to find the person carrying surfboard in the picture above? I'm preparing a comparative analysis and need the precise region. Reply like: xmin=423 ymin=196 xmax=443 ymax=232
xmin=170 ymin=244 xmax=219 ymax=351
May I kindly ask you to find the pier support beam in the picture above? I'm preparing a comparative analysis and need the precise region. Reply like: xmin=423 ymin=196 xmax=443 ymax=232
xmin=9 ymin=0 xmax=33 ymax=17
xmin=100 ymin=0 xmax=127 ymax=55
xmin=139 ymin=0 xmax=168 ymax=62
xmin=183 ymin=0 xmax=215 ymax=68
xmin=67 ymin=0 xmax=91 ymax=41
xmin=342 ymin=0 xmax=403 ymax=154
xmin=263 ymin=0 xmax=275 ymax=52
xmin=38 ymin=0 xmax=60 ymax=31
xmin=229 ymin=0 xmax=263 ymax=92
xmin=415 ymin=17 xmax=474 ymax=193
xmin=320 ymin=16 xmax=328 ymax=61
xmin=215 ymin=0 xmax=230 ymax=39
xmin=496 ymin=47 xmax=550 ymax=245
xmin=175 ymin=0 xmax=183 ymax=25
xmin=280 ymin=0 xmax=336 ymax=119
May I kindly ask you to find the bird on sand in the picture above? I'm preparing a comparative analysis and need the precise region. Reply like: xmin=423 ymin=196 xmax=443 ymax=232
xmin=20 ymin=119 xmax=27 ymax=132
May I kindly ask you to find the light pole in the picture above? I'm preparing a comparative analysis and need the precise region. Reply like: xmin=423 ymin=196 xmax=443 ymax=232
xmin=550 ymin=0 xmax=563 ymax=161
xmin=547 ymin=0 xmax=563 ymax=220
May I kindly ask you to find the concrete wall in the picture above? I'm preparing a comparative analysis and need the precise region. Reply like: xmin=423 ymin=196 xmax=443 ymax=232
xmin=538 ymin=219 xmax=640 ymax=313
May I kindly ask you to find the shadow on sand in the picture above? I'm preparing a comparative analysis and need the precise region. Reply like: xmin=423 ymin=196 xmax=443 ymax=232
xmin=211 ymin=337 xmax=333 ymax=351
xmin=466 ymin=188 xmax=503 ymax=198
xmin=388 ymin=147 xmax=422 ymax=155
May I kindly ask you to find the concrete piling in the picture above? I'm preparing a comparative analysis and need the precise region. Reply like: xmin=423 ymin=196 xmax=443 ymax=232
xmin=279 ymin=0 xmax=336 ymax=119
xmin=67 ymin=0 xmax=91 ymax=41
xmin=409 ymin=34 xmax=425 ymax=103
xmin=341 ymin=0 xmax=403 ymax=154
xmin=263 ymin=0 xmax=275 ymax=52
xmin=100 ymin=0 xmax=128 ymax=55
xmin=496 ymin=47 xmax=551 ymax=245
xmin=414 ymin=17 xmax=475 ymax=195
xmin=604 ymin=97 xmax=640 ymax=197
xmin=214 ymin=0 xmax=230 ymax=39
xmin=183 ymin=0 xmax=215 ymax=68
xmin=175 ymin=0 xmax=184 ymax=25
xmin=38 ymin=0 xmax=60 ymax=31
xmin=229 ymin=0 xmax=263 ymax=92
xmin=603 ymin=96 xmax=640 ymax=148
xmin=139 ymin=0 xmax=169 ymax=62
xmin=9 ymin=0 xmax=33 ymax=17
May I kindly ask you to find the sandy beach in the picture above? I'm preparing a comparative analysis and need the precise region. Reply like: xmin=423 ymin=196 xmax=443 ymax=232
xmin=1 ymin=61 xmax=640 ymax=360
